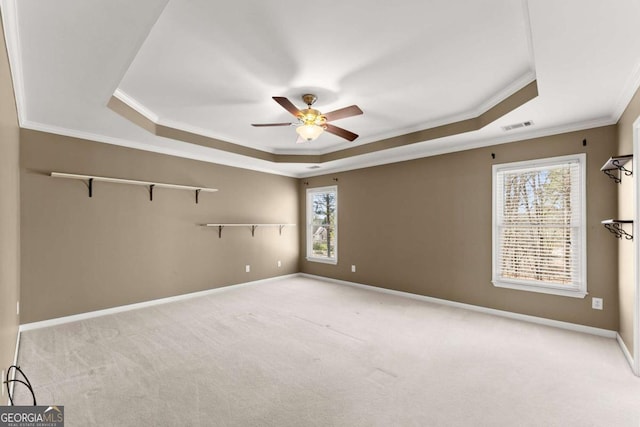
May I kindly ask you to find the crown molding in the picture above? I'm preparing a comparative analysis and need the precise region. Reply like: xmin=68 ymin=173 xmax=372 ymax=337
xmin=521 ymin=0 xmax=536 ymax=77
xmin=474 ymin=71 xmax=537 ymax=122
xmin=0 ymin=0 xmax=26 ymax=125
xmin=112 ymin=89 xmax=326 ymax=157
xmin=113 ymin=88 xmax=159 ymax=123
xmin=298 ymin=116 xmax=616 ymax=178
xmin=612 ymin=55 xmax=640 ymax=123
xmin=110 ymin=79 xmax=538 ymax=167
xmin=20 ymin=120 xmax=299 ymax=177
xmin=272 ymin=72 xmax=535 ymax=157
xmin=20 ymin=112 xmax=615 ymax=181
xmin=112 ymin=91 xmax=280 ymax=156
xmin=114 ymin=88 xmax=262 ymax=151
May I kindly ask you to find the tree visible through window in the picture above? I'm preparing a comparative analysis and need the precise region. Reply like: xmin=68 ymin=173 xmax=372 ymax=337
xmin=492 ymin=154 xmax=586 ymax=297
xmin=307 ymin=186 xmax=337 ymax=263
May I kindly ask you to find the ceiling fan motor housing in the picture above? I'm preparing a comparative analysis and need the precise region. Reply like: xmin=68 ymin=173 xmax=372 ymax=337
xmin=302 ymin=94 xmax=317 ymax=106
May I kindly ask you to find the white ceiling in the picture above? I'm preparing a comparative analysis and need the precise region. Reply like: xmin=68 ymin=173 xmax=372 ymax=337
xmin=3 ymin=0 xmax=640 ymax=177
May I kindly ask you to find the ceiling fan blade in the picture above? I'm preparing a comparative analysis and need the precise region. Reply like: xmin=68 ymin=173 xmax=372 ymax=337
xmin=251 ymin=122 xmax=293 ymax=127
xmin=323 ymin=105 xmax=363 ymax=122
xmin=273 ymin=96 xmax=301 ymax=117
xmin=325 ymin=123 xmax=359 ymax=141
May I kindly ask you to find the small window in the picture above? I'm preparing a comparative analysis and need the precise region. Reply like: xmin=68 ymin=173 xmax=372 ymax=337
xmin=492 ymin=154 xmax=587 ymax=298
xmin=306 ymin=186 xmax=338 ymax=264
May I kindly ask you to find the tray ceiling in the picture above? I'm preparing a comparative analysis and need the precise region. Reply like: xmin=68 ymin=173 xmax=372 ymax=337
xmin=3 ymin=0 xmax=640 ymax=176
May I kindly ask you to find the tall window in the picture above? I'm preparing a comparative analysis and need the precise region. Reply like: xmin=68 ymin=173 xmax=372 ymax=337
xmin=492 ymin=154 xmax=586 ymax=298
xmin=307 ymin=186 xmax=338 ymax=264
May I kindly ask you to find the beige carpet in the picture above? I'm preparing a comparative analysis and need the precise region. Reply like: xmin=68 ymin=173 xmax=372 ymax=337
xmin=13 ymin=276 xmax=640 ymax=426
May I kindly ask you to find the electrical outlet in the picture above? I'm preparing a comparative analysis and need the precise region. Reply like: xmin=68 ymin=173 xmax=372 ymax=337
xmin=592 ymin=297 xmax=603 ymax=310
xmin=277 ymin=260 xmax=282 ymax=268
xmin=351 ymin=265 xmax=356 ymax=273
xmin=245 ymin=265 xmax=250 ymax=273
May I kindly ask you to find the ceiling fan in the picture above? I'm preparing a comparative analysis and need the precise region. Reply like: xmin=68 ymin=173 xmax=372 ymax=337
xmin=252 ymin=94 xmax=363 ymax=142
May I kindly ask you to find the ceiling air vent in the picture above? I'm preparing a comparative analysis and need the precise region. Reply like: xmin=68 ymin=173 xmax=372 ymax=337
xmin=502 ymin=120 xmax=534 ymax=132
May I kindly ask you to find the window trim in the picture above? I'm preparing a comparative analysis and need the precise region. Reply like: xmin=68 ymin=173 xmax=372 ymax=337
xmin=306 ymin=185 xmax=338 ymax=265
xmin=491 ymin=153 xmax=587 ymax=298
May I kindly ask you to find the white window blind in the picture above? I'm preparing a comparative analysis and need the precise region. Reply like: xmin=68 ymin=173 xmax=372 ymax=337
xmin=492 ymin=154 xmax=586 ymax=297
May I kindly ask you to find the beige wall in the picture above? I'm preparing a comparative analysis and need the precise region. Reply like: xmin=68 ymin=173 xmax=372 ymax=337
xmin=20 ymin=130 xmax=299 ymax=323
xmin=617 ymin=86 xmax=640 ymax=354
xmin=301 ymin=126 xmax=619 ymax=330
xmin=0 ymin=17 xmax=20 ymax=394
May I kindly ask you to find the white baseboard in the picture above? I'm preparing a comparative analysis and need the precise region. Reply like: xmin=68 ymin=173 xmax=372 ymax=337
xmin=301 ymin=274 xmax=617 ymax=339
xmin=19 ymin=274 xmax=298 ymax=332
xmin=17 ymin=272 xmax=619 ymax=341
xmin=616 ymin=333 xmax=635 ymax=372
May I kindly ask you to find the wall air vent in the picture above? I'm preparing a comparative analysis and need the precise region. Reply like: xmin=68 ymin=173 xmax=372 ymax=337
xmin=501 ymin=120 xmax=534 ymax=132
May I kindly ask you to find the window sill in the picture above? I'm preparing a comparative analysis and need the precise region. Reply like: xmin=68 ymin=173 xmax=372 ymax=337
xmin=492 ymin=280 xmax=587 ymax=299
xmin=306 ymin=257 xmax=338 ymax=265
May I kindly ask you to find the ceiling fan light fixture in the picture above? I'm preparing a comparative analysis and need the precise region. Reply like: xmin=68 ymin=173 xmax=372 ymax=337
xmin=296 ymin=123 xmax=324 ymax=141
xmin=300 ymin=108 xmax=326 ymax=126
xmin=253 ymin=94 xmax=362 ymax=142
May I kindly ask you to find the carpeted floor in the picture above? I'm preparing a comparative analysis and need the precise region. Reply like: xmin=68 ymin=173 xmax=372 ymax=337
xmin=13 ymin=276 xmax=640 ymax=426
